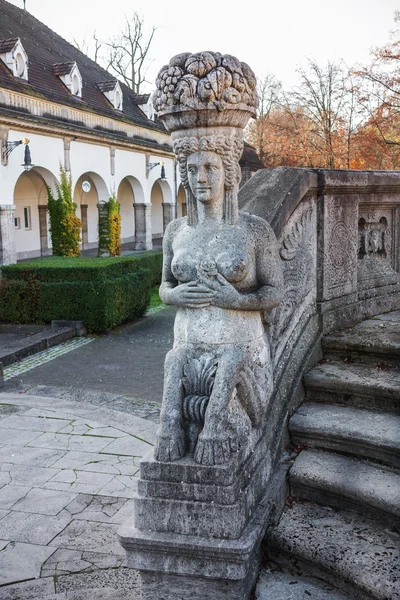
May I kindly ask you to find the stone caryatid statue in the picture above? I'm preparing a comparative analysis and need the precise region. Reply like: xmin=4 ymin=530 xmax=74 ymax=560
xmin=153 ymin=51 xmax=283 ymax=466
xmin=119 ymin=52 xmax=284 ymax=600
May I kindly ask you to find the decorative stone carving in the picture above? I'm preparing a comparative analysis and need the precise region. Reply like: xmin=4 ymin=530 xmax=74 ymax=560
xmin=320 ymin=196 xmax=358 ymax=300
xmin=359 ymin=216 xmax=389 ymax=259
xmin=269 ymin=204 xmax=315 ymax=351
xmin=153 ymin=51 xmax=257 ymax=118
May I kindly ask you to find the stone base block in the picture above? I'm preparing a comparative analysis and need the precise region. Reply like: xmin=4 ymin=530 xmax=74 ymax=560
xmin=118 ymin=464 xmax=288 ymax=600
xmin=138 ymin=556 xmax=260 ymax=600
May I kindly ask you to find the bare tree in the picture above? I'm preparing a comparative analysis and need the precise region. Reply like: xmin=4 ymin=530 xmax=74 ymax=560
xmin=251 ymin=73 xmax=281 ymax=164
xmin=104 ymin=13 xmax=157 ymax=94
xmin=72 ymin=31 xmax=102 ymax=64
xmin=355 ymin=12 xmax=400 ymax=147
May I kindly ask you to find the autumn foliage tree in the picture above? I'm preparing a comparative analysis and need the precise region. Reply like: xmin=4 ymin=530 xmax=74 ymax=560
xmin=247 ymin=14 xmax=400 ymax=171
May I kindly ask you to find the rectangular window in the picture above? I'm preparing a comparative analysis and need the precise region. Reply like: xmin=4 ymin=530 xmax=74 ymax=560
xmin=23 ymin=207 xmax=31 ymax=229
xmin=14 ymin=217 xmax=21 ymax=229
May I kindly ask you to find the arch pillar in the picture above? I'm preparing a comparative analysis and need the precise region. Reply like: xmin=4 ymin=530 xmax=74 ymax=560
xmin=0 ymin=204 xmax=16 ymax=265
xmin=135 ymin=203 xmax=152 ymax=250
xmin=38 ymin=204 xmax=49 ymax=256
xmin=162 ymin=202 xmax=175 ymax=232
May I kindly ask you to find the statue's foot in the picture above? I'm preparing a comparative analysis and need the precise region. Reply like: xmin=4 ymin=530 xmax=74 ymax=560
xmin=194 ymin=432 xmax=232 ymax=465
xmin=155 ymin=428 xmax=186 ymax=462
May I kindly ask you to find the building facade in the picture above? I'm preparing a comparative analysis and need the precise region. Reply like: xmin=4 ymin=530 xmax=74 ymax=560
xmin=0 ymin=0 xmax=185 ymax=265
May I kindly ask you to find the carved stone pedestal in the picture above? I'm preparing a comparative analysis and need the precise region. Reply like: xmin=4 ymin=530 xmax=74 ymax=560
xmin=118 ymin=440 xmax=287 ymax=600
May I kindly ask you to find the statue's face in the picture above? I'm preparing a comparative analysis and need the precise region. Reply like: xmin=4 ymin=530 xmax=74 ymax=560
xmin=187 ymin=151 xmax=224 ymax=203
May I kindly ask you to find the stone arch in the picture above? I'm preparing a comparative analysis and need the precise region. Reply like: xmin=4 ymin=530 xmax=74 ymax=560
xmin=74 ymin=172 xmax=109 ymax=250
xmin=117 ymin=176 xmax=145 ymax=246
xmin=177 ymin=184 xmax=187 ymax=218
xmin=13 ymin=166 xmax=58 ymax=259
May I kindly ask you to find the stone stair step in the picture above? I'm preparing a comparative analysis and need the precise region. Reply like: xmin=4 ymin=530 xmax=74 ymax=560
xmin=289 ymin=449 xmax=400 ymax=526
xmin=266 ymin=502 xmax=400 ymax=600
xmin=255 ymin=569 xmax=351 ymax=599
xmin=40 ymin=589 xmax=125 ymax=599
xmin=322 ymin=313 xmax=400 ymax=366
xmin=304 ymin=361 xmax=400 ymax=412
xmin=289 ymin=402 xmax=400 ymax=468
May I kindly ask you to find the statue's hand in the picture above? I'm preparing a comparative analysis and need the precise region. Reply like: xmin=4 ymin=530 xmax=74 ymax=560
xmin=169 ymin=281 xmax=214 ymax=308
xmin=202 ymin=275 xmax=241 ymax=309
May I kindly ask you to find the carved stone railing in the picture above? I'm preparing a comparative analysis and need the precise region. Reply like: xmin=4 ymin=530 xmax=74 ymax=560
xmin=239 ymin=167 xmax=400 ymax=466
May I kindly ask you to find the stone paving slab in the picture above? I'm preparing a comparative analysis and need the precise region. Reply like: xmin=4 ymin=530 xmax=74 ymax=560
xmin=0 ymin=414 xmax=72 ymax=432
xmin=12 ymin=488 xmax=78 ymax=515
xmin=0 ymin=428 xmax=43 ymax=446
xmin=41 ymin=548 xmax=125 ymax=577
xmin=0 ymin=464 xmax=60 ymax=487
xmin=0 ymin=541 xmax=56 ymax=585
xmin=0 ymin=511 xmax=71 ymax=545
xmin=0 ymin=577 xmax=55 ymax=600
xmin=50 ymin=450 xmax=139 ymax=476
xmin=0 ymin=389 xmax=155 ymax=596
xmin=0 ymin=484 xmax=32 ymax=509
xmin=53 ymin=519 xmax=124 ymax=555
xmin=0 ymin=445 xmax=67 ymax=467
xmin=43 ymin=469 xmax=116 ymax=495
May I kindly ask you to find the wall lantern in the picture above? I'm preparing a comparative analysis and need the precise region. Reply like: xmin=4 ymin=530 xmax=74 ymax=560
xmin=2 ymin=137 xmax=30 ymax=162
xmin=22 ymin=143 xmax=34 ymax=171
xmin=146 ymin=154 xmax=167 ymax=181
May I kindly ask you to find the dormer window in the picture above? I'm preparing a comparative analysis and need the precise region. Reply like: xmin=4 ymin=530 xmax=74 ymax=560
xmin=133 ymin=94 xmax=154 ymax=121
xmin=97 ymin=80 xmax=123 ymax=111
xmin=53 ymin=61 xmax=82 ymax=97
xmin=0 ymin=38 xmax=29 ymax=80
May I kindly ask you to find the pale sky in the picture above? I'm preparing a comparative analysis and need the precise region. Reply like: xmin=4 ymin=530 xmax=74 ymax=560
xmin=6 ymin=0 xmax=400 ymax=91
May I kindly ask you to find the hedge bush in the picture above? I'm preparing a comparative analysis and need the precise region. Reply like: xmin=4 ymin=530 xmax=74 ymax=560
xmin=98 ymin=197 xmax=122 ymax=257
xmin=0 ymin=269 xmax=152 ymax=332
xmin=2 ymin=251 xmax=163 ymax=285
xmin=47 ymin=167 xmax=82 ymax=257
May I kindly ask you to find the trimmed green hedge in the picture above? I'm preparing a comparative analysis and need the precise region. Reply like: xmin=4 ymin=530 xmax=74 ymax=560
xmin=1 ymin=251 xmax=163 ymax=285
xmin=0 ymin=270 xmax=152 ymax=332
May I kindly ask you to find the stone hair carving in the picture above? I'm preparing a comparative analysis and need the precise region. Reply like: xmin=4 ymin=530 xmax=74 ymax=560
xmin=173 ymin=131 xmax=244 ymax=225
xmin=153 ymin=51 xmax=257 ymax=115
xmin=153 ymin=51 xmax=282 ymax=466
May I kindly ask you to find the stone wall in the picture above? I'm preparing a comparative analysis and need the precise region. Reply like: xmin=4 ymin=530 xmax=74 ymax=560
xmin=239 ymin=166 xmax=400 ymax=464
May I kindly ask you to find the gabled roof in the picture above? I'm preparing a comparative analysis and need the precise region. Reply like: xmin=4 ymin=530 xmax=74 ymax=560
xmin=131 ymin=93 xmax=151 ymax=105
xmin=240 ymin=143 xmax=264 ymax=170
xmin=97 ymin=80 xmax=119 ymax=93
xmin=0 ymin=36 xmax=18 ymax=53
xmin=0 ymin=0 xmax=164 ymax=133
xmin=52 ymin=62 xmax=76 ymax=77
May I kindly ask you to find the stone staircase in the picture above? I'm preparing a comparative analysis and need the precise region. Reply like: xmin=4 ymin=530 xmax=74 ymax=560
xmin=259 ymin=313 xmax=400 ymax=600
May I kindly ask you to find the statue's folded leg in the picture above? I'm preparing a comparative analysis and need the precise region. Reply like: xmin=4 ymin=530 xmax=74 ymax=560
xmin=155 ymin=346 xmax=188 ymax=462
xmin=194 ymin=347 xmax=247 ymax=466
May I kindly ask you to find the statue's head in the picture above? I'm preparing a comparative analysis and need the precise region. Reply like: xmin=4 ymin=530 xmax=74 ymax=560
xmin=153 ymin=51 xmax=258 ymax=225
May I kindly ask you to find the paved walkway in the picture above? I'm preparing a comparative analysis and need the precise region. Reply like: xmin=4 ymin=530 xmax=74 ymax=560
xmin=0 ymin=391 xmax=157 ymax=598
xmin=2 ymin=307 xmax=175 ymax=403
xmin=0 ymin=308 xmax=175 ymax=599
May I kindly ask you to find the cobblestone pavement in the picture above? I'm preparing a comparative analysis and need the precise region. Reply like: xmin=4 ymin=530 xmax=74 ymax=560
xmin=0 ymin=390 xmax=158 ymax=598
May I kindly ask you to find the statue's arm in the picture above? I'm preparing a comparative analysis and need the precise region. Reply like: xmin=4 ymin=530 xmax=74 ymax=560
xmin=159 ymin=221 xmax=178 ymax=305
xmin=237 ymin=221 xmax=283 ymax=311
xmin=209 ymin=219 xmax=283 ymax=311
xmin=159 ymin=220 xmax=215 ymax=308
